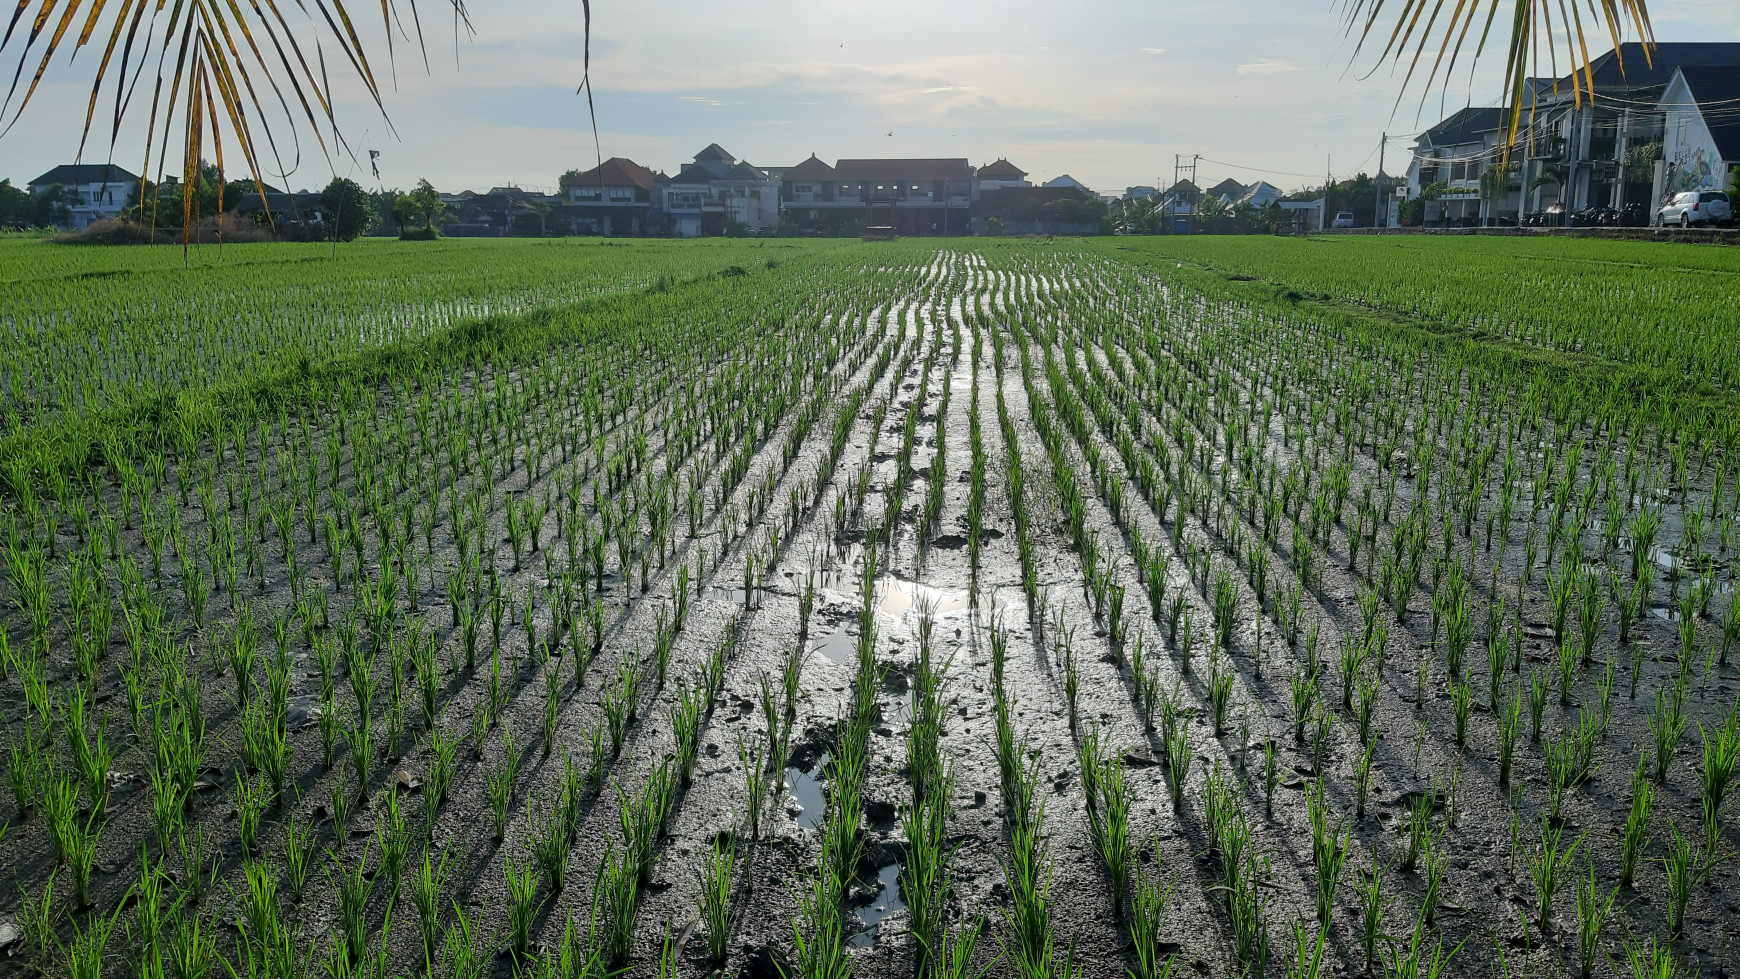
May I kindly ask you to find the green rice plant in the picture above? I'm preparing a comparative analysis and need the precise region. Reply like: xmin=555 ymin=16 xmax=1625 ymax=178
xmin=1661 ymin=821 xmax=1713 ymax=939
xmin=1289 ymin=667 xmax=1317 ymax=743
xmin=1529 ymin=671 xmax=1549 ymax=742
xmin=1128 ymin=849 xmax=1173 ymax=979
xmin=504 ymin=853 xmax=539 ymax=962
xmin=1083 ymin=740 xmax=1131 ymax=920
xmin=1450 ymin=676 xmax=1473 ymax=748
xmin=487 ymin=730 xmax=520 ymax=841
xmin=1400 ymin=789 xmax=1434 ymax=872
xmin=1207 ymin=660 xmax=1233 ymax=736
xmin=1556 ymin=636 xmax=1579 ymax=705
xmin=343 ymin=716 xmax=374 ymax=800
xmin=179 ymin=822 xmax=215 ymax=906
xmin=1526 ymin=819 xmax=1580 ymax=934
xmin=428 ymin=726 xmax=460 ymax=816
xmin=16 ymin=872 xmax=57 ymax=977
xmin=1573 ymin=856 xmax=1616 ymax=978
xmin=1282 ymin=920 xmax=1326 ymax=979
xmin=61 ymin=900 xmax=123 ymax=979
xmin=44 ymin=773 xmax=79 ymax=863
xmin=739 ymin=735 xmax=769 ymax=841
xmin=378 ymin=789 xmax=412 ymax=899
xmin=331 ymin=840 xmax=375 ymax=963
xmin=541 ymin=662 xmax=562 ymax=758
xmin=1305 ymin=781 xmax=1348 ymax=923
xmin=1700 ymin=708 xmax=1739 ymax=835
xmin=65 ymin=810 xmax=98 ymax=908
xmin=1649 ymin=681 xmax=1687 ymax=785
xmin=1498 ymin=687 xmax=1522 ymax=786
xmin=1211 ymin=567 xmax=1237 ymax=648
xmin=281 ymin=810 xmax=315 ymax=903
xmin=1383 ymin=908 xmax=1461 ymax=979
xmin=669 ymin=683 xmax=705 ymax=786
xmin=1623 ymin=936 xmax=1681 ymax=979
xmin=903 ymin=785 xmax=953 ymax=973
xmin=699 ymin=833 xmax=735 ymax=964
xmin=529 ymin=793 xmax=571 ymax=891
xmin=599 ymin=845 xmax=640 ymax=966
xmin=1354 ymin=858 xmax=1392 ymax=970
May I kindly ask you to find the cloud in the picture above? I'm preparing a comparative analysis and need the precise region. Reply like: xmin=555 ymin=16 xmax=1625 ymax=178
xmin=1237 ymin=59 xmax=1300 ymax=75
xmin=1140 ymin=48 xmax=1167 ymax=54
xmin=922 ymin=85 xmax=974 ymax=94
xmin=678 ymin=96 xmax=724 ymax=105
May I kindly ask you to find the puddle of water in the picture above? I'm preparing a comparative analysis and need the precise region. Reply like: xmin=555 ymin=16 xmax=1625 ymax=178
xmin=704 ymin=585 xmax=751 ymax=604
xmin=851 ymin=862 xmax=905 ymax=948
xmin=814 ymin=627 xmax=856 ymax=666
xmin=787 ymin=756 xmax=828 ymax=831
xmin=877 ymin=576 xmax=969 ymax=617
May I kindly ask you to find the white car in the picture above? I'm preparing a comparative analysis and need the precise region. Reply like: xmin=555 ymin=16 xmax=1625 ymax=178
xmin=1331 ymin=211 xmax=1357 ymax=229
xmin=1659 ymin=191 xmax=1731 ymax=227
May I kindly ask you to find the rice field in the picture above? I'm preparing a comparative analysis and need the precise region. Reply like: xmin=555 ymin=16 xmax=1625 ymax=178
xmin=0 ymin=233 xmax=1735 ymax=979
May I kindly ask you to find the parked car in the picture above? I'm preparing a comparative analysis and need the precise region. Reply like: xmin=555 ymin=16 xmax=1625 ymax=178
xmin=1658 ymin=191 xmax=1731 ymax=227
xmin=1331 ymin=211 xmax=1357 ymax=229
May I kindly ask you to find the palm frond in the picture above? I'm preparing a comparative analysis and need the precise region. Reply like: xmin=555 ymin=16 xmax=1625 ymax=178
xmin=0 ymin=0 xmax=494 ymax=236
xmin=1342 ymin=0 xmax=1655 ymax=152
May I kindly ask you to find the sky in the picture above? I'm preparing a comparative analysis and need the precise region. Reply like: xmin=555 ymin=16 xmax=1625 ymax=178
xmin=4 ymin=0 xmax=1740 ymax=196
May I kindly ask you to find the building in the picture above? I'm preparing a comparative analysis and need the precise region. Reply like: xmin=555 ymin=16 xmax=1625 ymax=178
xmin=976 ymin=159 xmax=1030 ymax=190
xmin=665 ymin=145 xmax=780 ymax=237
xmin=779 ymin=157 xmax=976 ymax=236
xmin=27 ymin=164 xmax=140 ymax=228
xmin=1406 ymin=43 xmax=1740 ymax=224
xmin=1206 ymin=178 xmax=1248 ymax=204
xmin=1124 ymin=186 xmax=1157 ymax=201
xmin=1043 ymin=174 xmax=1089 ymax=191
xmin=1237 ymin=181 xmax=1285 ymax=207
xmin=1406 ymin=106 xmax=1506 ymax=225
xmin=559 ymin=157 xmax=662 ymax=235
xmin=1659 ymin=66 xmax=1740 ymax=198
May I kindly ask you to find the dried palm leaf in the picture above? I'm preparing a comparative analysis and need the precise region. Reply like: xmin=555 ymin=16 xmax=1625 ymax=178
xmin=1341 ymin=0 xmax=1654 ymax=152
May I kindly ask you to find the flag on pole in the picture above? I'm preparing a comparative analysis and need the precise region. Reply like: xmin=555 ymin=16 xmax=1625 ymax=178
xmin=369 ymin=150 xmax=381 ymax=179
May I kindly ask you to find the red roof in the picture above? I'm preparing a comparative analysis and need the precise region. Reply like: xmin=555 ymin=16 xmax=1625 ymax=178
xmin=560 ymin=157 xmax=659 ymax=191
xmin=834 ymin=159 xmax=972 ymax=182
xmin=976 ymin=159 xmax=1026 ymax=180
xmin=784 ymin=154 xmax=838 ymax=180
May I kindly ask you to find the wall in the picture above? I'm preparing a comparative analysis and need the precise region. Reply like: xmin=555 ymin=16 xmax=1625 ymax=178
xmin=1662 ymin=74 xmax=1726 ymax=194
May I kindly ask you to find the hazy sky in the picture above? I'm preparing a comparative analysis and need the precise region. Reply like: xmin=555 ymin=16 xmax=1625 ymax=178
xmin=5 ymin=0 xmax=1740 ymax=195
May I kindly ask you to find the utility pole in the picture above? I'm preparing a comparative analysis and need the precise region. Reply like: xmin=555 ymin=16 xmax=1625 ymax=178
xmin=1374 ymin=133 xmax=1387 ymax=228
xmin=1324 ymin=155 xmax=1332 ymax=231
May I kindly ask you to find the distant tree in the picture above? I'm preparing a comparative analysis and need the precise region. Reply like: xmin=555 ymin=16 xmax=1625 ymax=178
xmin=319 ymin=178 xmax=374 ymax=241
xmin=401 ymin=179 xmax=445 ymax=232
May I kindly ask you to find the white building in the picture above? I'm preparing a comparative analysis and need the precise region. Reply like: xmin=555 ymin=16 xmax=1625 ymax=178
xmin=27 ymin=164 xmax=139 ymax=228
xmin=664 ymin=144 xmax=780 ymax=237
xmin=1658 ymin=65 xmax=1740 ymax=198
xmin=976 ymin=160 xmax=1030 ymax=190
xmin=1043 ymin=174 xmax=1089 ymax=191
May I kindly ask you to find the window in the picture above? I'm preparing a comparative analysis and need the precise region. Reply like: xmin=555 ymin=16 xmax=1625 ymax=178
xmin=607 ymin=188 xmax=634 ymax=202
xmin=794 ymin=184 xmax=814 ymax=194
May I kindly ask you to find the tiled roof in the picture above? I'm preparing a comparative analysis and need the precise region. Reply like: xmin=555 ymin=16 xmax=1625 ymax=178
xmin=785 ymin=154 xmax=838 ymax=180
xmin=560 ymin=157 xmax=659 ymax=191
xmin=977 ymin=159 xmax=1026 ymax=179
xmin=29 ymin=164 xmax=139 ymax=187
xmin=835 ymin=159 xmax=972 ymax=182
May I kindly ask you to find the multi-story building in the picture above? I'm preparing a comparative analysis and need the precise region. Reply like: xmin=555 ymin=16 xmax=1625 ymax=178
xmin=1407 ymin=43 xmax=1740 ymax=223
xmin=665 ymin=145 xmax=780 ymax=237
xmin=779 ymin=156 xmax=976 ymax=235
xmin=27 ymin=164 xmax=140 ymax=228
xmin=558 ymin=157 xmax=663 ymax=236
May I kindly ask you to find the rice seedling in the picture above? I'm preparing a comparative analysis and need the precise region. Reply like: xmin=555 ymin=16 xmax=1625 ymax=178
xmin=699 ymin=833 xmax=735 ymax=964
xmin=503 ymin=853 xmax=540 ymax=962
xmin=1649 ymin=681 xmax=1688 ymax=785
xmin=1573 ymin=856 xmax=1616 ymax=978
xmin=1305 ymin=781 xmax=1348 ymax=923
xmin=488 ymin=730 xmax=520 ymax=841
xmin=1525 ymin=819 xmax=1580 ymax=934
